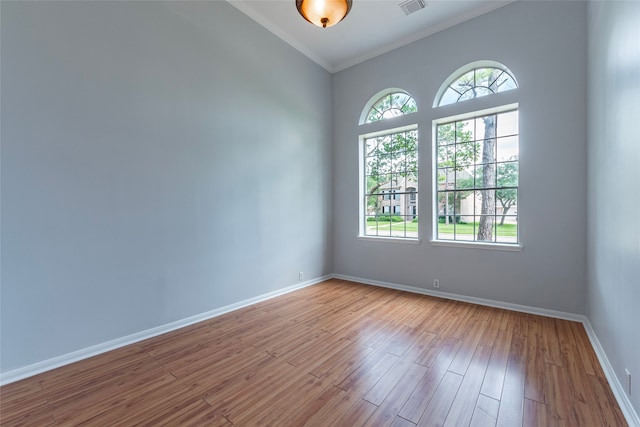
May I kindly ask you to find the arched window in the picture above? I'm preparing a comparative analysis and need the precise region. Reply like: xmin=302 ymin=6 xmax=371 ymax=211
xmin=433 ymin=62 xmax=520 ymax=247
xmin=436 ymin=64 xmax=517 ymax=107
xmin=362 ymin=90 xmax=417 ymax=124
xmin=359 ymin=89 xmax=418 ymax=240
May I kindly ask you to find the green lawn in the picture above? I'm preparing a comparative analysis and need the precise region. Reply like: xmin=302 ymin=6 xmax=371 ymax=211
xmin=370 ymin=221 xmax=517 ymax=237
xmin=438 ymin=222 xmax=517 ymax=236
xmin=371 ymin=221 xmax=419 ymax=232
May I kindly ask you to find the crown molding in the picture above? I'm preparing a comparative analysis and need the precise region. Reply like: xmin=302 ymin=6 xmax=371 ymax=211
xmin=226 ymin=1 xmax=333 ymax=72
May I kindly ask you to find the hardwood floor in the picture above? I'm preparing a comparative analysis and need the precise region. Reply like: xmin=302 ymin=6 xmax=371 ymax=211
xmin=0 ymin=279 xmax=627 ymax=426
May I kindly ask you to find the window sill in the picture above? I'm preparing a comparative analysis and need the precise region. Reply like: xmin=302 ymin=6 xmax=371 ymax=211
xmin=430 ymin=240 xmax=523 ymax=252
xmin=358 ymin=236 xmax=421 ymax=244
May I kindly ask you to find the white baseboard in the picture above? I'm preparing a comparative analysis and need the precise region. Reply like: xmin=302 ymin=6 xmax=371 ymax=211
xmin=2 ymin=273 xmax=638 ymax=426
xmin=0 ymin=275 xmax=330 ymax=386
xmin=582 ymin=319 xmax=640 ymax=427
xmin=332 ymin=274 xmax=584 ymax=321
xmin=332 ymin=273 xmax=640 ymax=427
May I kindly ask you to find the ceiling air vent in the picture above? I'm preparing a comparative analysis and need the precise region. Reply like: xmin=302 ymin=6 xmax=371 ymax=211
xmin=399 ymin=0 xmax=426 ymax=16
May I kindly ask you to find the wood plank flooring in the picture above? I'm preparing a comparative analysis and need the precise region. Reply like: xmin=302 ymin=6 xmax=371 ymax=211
xmin=0 ymin=279 xmax=627 ymax=426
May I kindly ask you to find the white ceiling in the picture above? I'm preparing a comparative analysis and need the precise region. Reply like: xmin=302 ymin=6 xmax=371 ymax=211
xmin=227 ymin=0 xmax=513 ymax=73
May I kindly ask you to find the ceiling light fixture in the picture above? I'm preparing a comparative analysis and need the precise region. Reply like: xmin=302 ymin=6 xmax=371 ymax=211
xmin=296 ymin=0 xmax=353 ymax=28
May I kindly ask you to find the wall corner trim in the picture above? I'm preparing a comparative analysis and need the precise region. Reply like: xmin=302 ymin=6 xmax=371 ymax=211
xmin=582 ymin=319 xmax=640 ymax=427
xmin=0 ymin=275 xmax=331 ymax=386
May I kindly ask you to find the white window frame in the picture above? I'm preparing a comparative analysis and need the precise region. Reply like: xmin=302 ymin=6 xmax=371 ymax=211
xmin=431 ymin=103 xmax=522 ymax=251
xmin=430 ymin=61 xmax=522 ymax=251
xmin=358 ymin=124 xmax=420 ymax=244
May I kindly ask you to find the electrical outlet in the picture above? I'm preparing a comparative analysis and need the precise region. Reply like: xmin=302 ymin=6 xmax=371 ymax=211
xmin=299 ymin=272 xmax=304 ymax=281
xmin=625 ymin=369 xmax=631 ymax=395
xmin=433 ymin=279 xmax=440 ymax=288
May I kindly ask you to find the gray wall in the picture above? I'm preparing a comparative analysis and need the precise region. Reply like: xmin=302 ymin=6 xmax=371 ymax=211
xmin=587 ymin=0 xmax=640 ymax=415
xmin=0 ymin=1 xmax=333 ymax=373
xmin=332 ymin=1 xmax=588 ymax=314
xmin=6 ymin=3 xmax=636 ymax=411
